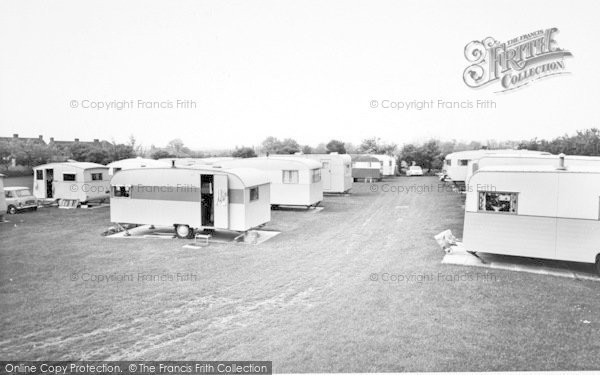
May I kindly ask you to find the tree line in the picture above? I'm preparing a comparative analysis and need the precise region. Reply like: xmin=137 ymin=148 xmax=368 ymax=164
xmin=2 ymin=128 xmax=598 ymax=174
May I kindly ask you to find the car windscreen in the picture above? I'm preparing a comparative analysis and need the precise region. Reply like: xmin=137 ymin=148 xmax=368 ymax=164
xmin=16 ymin=189 xmax=32 ymax=197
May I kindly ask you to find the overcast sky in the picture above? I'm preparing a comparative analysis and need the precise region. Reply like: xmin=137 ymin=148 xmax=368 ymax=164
xmin=0 ymin=0 xmax=598 ymax=150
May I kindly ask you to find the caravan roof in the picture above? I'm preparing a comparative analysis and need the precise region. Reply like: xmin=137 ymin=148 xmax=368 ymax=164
xmin=353 ymin=155 xmax=381 ymax=163
xmin=214 ymin=156 xmax=321 ymax=170
xmin=477 ymin=164 xmax=600 ymax=174
xmin=445 ymin=149 xmax=551 ymax=160
xmin=107 ymin=158 xmax=167 ymax=169
xmin=35 ymin=161 xmax=107 ymax=170
xmin=111 ymin=166 xmax=269 ymax=188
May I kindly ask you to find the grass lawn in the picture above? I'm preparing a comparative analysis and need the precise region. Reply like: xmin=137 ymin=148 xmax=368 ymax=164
xmin=0 ymin=176 xmax=599 ymax=371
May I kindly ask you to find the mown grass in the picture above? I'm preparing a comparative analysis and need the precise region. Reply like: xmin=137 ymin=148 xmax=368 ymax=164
xmin=0 ymin=177 xmax=598 ymax=371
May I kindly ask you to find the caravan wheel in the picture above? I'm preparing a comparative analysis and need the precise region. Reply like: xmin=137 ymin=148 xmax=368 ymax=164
xmin=175 ymin=224 xmax=194 ymax=239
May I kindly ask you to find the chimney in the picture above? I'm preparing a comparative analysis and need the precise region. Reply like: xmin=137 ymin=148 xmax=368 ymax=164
xmin=171 ymin=160 xmax=176 ymax=168
xmin=93 ymin=139 xmax=99 ymax=143
xmin=12 ymin=134 xmax=18 ymax=138
xmin=50 ymin=137 xmax=54 ymax=142
xmin=74 ymin=138 xmax=79 ymax=142
xmin=557 ymin=153 xmax=566 ymax=170
xmin=38 ymin=135 xmax=43 ymax=140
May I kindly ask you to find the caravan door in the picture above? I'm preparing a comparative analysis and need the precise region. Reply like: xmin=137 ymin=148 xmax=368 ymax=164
xmin=213 ymin=174 xmax=229 ymax=229
xmin=321 ymin=160 xmax=331 ymax=191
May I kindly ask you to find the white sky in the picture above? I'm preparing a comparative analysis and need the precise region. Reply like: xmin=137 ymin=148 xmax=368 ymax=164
xmin=0 ymin=0 xmax=598 ymax=150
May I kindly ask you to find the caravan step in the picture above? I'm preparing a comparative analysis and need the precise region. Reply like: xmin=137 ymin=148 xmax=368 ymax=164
xmin=58 ymin=199 xmax=80 ymax=209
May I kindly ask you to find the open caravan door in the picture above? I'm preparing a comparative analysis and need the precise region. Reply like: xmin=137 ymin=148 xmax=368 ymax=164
xmin=213 ymin=174 xmax=229 ymax=229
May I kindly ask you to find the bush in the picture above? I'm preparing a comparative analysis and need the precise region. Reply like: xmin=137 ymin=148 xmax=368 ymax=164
xmin=0 ymin=165 xmax=33 ymax=177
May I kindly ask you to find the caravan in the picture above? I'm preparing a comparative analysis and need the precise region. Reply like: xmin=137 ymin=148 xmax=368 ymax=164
xmin=466 ymin=154 xmax=600 ymax=183
xmin=33 ymin=162 xmax=110 ymax=204
xmin=106 ymin=157 xmax=168 ymax=176
xmin=352 ymin=155 xmax=382 ymax=181
xmin=371 ymin=154 xmax=397 ymax=176
xmin=275 ymin=153 xmax=353 ymax=193
xmin=159 ymin=157 xmax=237 ymax=168
xmin=211 ymin=157 xmax=323 ymax=208
xmin=442 ymin=149 xmax=551 ymax=188
xmin=463 ymin=155 xmax=600 ymax=274
xmin=110 ymin=167 xmax=271 ymax=238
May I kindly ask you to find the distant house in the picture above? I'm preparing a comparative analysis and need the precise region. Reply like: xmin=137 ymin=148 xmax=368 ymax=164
xmin=48 ymin=137 xmax=105 ymax=148
xmin=0 ymin=134 xmax=46 ymax=166
xmin=0 ymin=134 xmax=110 ymax=166
xmin=0 ymin=133 xmax=46 ymax=145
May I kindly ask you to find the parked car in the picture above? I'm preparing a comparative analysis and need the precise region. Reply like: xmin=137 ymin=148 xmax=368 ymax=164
xmin=406 ymin=166 xmax=424 ymax=176
xmin=5 ymin=187 xmax=38 ymax=214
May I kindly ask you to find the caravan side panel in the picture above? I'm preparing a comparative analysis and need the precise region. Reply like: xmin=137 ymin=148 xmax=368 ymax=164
xmin=555 ymin=219 xmax=600 ymax=263
xmin=242 ymin=183 xmax=271 ymax=231
xmin=111 ymin=198 xmax=202 ymax=228
xmin=463 ymin=212 xmax=557 ymax=259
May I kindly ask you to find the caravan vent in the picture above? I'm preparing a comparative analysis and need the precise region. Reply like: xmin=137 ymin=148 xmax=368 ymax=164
xmin=557 ymin=153 xmax=566 ymax=170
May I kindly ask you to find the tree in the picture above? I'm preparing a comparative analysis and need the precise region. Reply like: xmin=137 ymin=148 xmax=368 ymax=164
xmin=166 ymin=139 xmax=190 ymax=157
xmin=359 ymin=138 xmax=379 ymax=153
xmin=107 ymin=144 xmax=135 ymax=162
xmin=279 ymin=138 xmax=301 ymax=154
xmin=399 ymin=144 xmax=419 ymax=166
xmin=260 ymin=137 xmax=300 ymax=154
xmin=128 ymin=134 xmax=143 ymax=156
xmin=150 ymin=149 xmax=175 ymax=159
xmin=261 ymin=136 xmax=282 ymax=155
xmin=313 ymin=143 xmax=327 ymax=154
xmin=232 ymin=147 xmax=257 ymax=158
xmin=359 ymin=137 xmax=397 ymax=155
xmin=326 ymin=139 xmax=346 ymax=154
xmin=420 ymin=140 xmax=442 ymax=172
xmin=68 ymin=143 xmax=93 ymax=161
xmin=84 ymin=147 xmax=110 ymax=164
xmin=301 ymin=145 xmax=314 ymax=154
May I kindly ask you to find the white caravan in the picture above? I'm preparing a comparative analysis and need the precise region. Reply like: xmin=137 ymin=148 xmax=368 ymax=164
xmin=443 ymin=149 xmax=551 ymax=187
xmin=275 ymin=153 xmax=353 ymax=193
xmin=466 ymin=154 xmax=600 ymax=183
xmin=110 ymin=167 xmax=271 ymax=238
xmin=210 ymin=157 xmax=323 ymax=208
xmin=33 ymin=162 xmax=110 ymax=203
xmin=463 ymin=157 xmax=600 ymax=274
xmin=371 ymin=154 xmax=397 ymax=176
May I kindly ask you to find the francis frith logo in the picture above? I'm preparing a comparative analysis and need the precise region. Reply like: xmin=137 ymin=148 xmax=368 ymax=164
xmin=463 ymin=28 xmax=572 ymax=92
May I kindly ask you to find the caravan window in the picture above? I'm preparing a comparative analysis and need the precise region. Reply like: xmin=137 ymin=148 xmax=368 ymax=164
xmin=478 ymin=191 xmax=518 ymax=214
xmin=63 ymin=174 xmax=76 ymax=181
xmin=282 ymin=170 xmax=299 ymax=184
xmin=445 ymin=160 xmax=451 ymax=166
xmin=92 ymin=173 xmax=103 ymax=180
xmin=311 ymin=169 xmax=321 ymax=183
xmin=112 ymin=185 xmax=131 ymax=198
xmin=249 ymin=187 xmax=259 ymax=201
xmin=458 ymin=159 xmax=469 ymax=166
xmin=36 ymin=170 xmax=43 ymax=180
